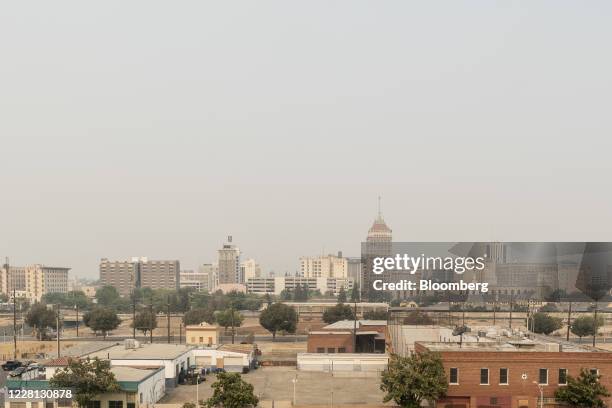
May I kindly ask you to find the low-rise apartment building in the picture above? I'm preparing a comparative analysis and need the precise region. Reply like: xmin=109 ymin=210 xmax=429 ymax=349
xmin=246 ymin=276 xmax=353 ymax=296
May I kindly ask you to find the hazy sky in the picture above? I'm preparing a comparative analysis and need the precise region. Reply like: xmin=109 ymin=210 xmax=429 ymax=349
xmin=1 ymin=2 xmax=611 ymax=279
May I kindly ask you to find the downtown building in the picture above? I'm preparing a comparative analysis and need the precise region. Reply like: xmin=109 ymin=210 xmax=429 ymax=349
xmin=0 ymin=264 xmax=69 ymax=302
xmin=246 ymin=276 xmax=353 ymax=296
xmin=300 ymin=252 xmax=348 ymax=278
xmin=218 ymin=237 xmax=241 ymax=284
xmin=99 ymin=257 xmax=180 ymax=296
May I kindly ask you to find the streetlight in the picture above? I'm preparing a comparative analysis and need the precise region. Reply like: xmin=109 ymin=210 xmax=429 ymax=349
xmin=292 ymin=375 xmax=298 ymax=406
xmin=532 ymin=381 xmax=544 ymax=408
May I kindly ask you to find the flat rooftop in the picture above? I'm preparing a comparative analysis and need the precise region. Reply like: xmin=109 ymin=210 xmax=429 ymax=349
xmin=323 ymin=320 xmax=387 ymax=330
xmin=85 ymin=343 xmax=193 ymax=360
xmin=111 ymin=366 xmax=162 ymax=382
xmin=418 ymin=337 xmax=603 ymax=353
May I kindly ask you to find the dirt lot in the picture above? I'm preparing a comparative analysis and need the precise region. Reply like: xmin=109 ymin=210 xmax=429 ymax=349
xmin=160 ymin=366 xmax=387 ymax=406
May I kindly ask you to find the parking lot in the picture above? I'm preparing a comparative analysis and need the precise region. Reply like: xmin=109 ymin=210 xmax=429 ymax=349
xmin=160 ymin=367 xmax=387 ymax=406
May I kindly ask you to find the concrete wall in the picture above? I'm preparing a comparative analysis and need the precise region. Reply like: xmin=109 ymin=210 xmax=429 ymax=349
xmin=297 ymin=353 xmax=388 ymax=373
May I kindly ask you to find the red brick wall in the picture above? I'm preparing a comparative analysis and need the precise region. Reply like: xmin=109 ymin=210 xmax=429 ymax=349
xmin=307 ymin=333 xmax=354 ymax=353
xmin=414 ymin=343 xmax=612 ymax=408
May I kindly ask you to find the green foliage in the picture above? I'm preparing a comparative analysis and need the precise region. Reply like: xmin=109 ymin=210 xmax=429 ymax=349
xmin=337 ymin=286 xmax=347 ymax=303
xmin=25 ymin=303 xmax=57 ymax=340
xmin=215 ymin=309 xmax=244 ymax=331
xmin=555 ymin=369 xmax=610 ymax=408
xmin=184 ymin=308 xmax=216 ymax=325
xmin=205 ymin=372 xmax=258 ymax=408
xmin=259 ymin=302 xmax=297 ymax=338
xmin=322 ymin=303 xmax=355 ymax=324
xmin=403 ymin=310 xmax=433 ymax=325
xmin=381 ymin=352 xmax=448 ymax=408
xmin=547 ymin=289 xmax=567 ymax=302
xmin=131 ymin=309 xmax=157 ymax=336
xmin=42 ymin=291 xmax=92 ymax=310
xmin=293 ymin=283 xmax=309 ymax=302
xmin=532 ymin=312 xmax=563 ymax=335
xmin=50 ymin=357 xmax=120 ymax=408
xmin=182 ymin=403 xmax=196 ymax=408
xmin=83 ymin=307 xmax=121 ymax=338
xmin=363 ymin=310 xmax=389 ymax=320
xmin=95 ymin=286 xmax=121 ymax=307
xmin=539 ymin=303 xmax=559 ymax=312
xmin=226 ymin=291 xmax=263 ymax=311
xmin=571 ymin=314 xmax=604 ymax=338
xmin=280 ymin=289 xmax=292 ymax=301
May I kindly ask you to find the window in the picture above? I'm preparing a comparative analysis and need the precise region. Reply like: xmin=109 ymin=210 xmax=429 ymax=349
xmin=199 ymin=337 xmax=204 ymax=343
xmin=449 ymin=367 xmax=458 ymax=384
xmin=559 ymin=369 xmax=567 ymax=385
xmin=109 ymin=402 xmax=123 ymax=408
xmin=316 ymin=347 xmax=324 ymax=353
xmin=539 ymin=368 xmax=548 ymax=385
xmin=499 ymin=368 xmax=508 ymax=384
xmin=127 ymin=404 xmax=135 ymax=408
xmin=327 ymin=347 xmax=335 ymax=353
xmin=480 ymin=368 xmax=489 ymax=385
xmin=87 ymin=402 xmax=101 ymax=408
xmin=140 ymin=393 xmax=143 ymax=403
xmin=338 ymin=347 xmax=346 ymax=353
xmin=490 ymin=397 xmax=498 ymax=406
xmin=591 ymin=368 xmax=599 ymax=376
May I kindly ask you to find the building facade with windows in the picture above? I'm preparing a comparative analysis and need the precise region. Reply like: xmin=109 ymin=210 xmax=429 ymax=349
xmin=415 ymin=340 xmax=612 ymax=408
xmin=1 ymin=264 xmax=69 ymax=302
xmin=100 ymin=257 xmax=180 ymax=296
xmin=218 ymin=237 xmax=241 ymax=284
xmin=300 ymin=252 xmax=348 ymax=279
xmin=246 ymin=276 xmax=353 ymax=296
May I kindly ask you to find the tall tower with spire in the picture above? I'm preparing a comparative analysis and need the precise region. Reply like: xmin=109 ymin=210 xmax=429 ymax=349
xmin=362 ymin=197 xmax=393 ymax=301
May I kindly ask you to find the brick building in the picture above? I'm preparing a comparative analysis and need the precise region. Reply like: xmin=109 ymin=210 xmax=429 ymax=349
xmin=307 ymin=320 xmax=388 ymax=353
xmin=415 ymin=339 xmax=612 ymax=408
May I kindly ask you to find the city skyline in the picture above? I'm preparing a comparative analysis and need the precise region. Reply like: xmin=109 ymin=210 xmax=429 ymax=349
xmin=2 ymin=2 xmax=612 ymax=279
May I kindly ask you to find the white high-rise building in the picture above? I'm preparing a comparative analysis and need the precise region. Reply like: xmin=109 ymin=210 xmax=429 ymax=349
xmin=300 ymin=252 xmax=348 ymax=279
xmin=240 ymin=259 xmax=261 ymax=281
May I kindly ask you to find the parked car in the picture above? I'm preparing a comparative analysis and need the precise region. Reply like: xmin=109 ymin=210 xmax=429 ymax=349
xmin=9 ymin=366 xmax=27 ymax=377
xmin=1 ymin=360 xmax=22 ymax=371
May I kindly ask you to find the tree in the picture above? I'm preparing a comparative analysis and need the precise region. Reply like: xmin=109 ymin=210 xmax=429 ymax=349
xmin=571 ymin=314 xmax=604 ymax=339
xmin=403 ymin=310 xmax=433 ymax=325
xmin=322 ymin=303 xmax=354 ymax=324
xmin=205 ymin=372 xmax=258 ymax=408
xmin=215 ymin=309 xmax=244 ymax=333
xmin=259 ymin=302 xmax=297 ymax=339
xmin=532 ymin=312 xmax=563 ymax=335
xmin=95 ymin=286 xmax=121 ymax=307
xmin=83 ymin=307 xmax=121 ymax=338
xmin=294 ymin=283 xmax=308 ymax=302
xmin=50 ymin=357 xmax=120 ymax=408
xmin=363 ymin=310 xmax=389 ymax=320
xmin=264 ymin=293 xmax=273 ymax=307
xmin=131 ymin=309 xmax=157 ymax=336
xmin=350 ymin=283 xmax=360 ymax=302
xmin=280 ymin=289 xmax=292 ymax=301
xmin=337 ymin=286 xmax=347 ymax=303
xmin=555 ymin=369 xmax=610 ymax=408
xmin=184 ymin=308 xmax=215 ymax=325
xmin=25 ymin=303 xmax=57 ymax=340
xmin=539 ymin=303 xmax=559 ymax=312
xmin=381 ymin=352 xmax=448 ymax=408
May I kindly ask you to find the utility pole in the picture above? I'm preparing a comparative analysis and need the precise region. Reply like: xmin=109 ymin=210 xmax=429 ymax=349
xmin=593 ymin=302 xmax=599 ymax=347
xmin=75 ymin=304 xmax=79 ymax=338
xmin=230 ymin=306 xmax=235 ymax=344
xmin=167 ymin=295 xmax=171 ymax=344
xmin=56 ymin=304 xmax=61 ymax=358
xmin=566 ymin=301 xmax=572 ymax=341
xmin=352 ymin=299 xmax=357 ymax=352
xmin=493 ymin=299 xmax=497 ymax=325
xmin=7 ymin=257 xmax=17 ymax=360
xmin=132 ymin=289 xmax=136 ymax=339
xmin=509 ymin=292 xmax=514 ymax=330
xmin=149 ymin=303 xmax=154 ymax=344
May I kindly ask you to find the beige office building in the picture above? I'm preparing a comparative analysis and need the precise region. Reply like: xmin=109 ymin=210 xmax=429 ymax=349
xmin=240 ymin=259 xmax=261 ymax=281
xmin=99 ymin=258 xmax=139 ymax=297
xmin=300 ymin=252 xmax=348 ymax=278
xmin=139 ymin=259 xmax=180 ymax=290
xmin=1 ymin=264 xmax=69 ymax=301
xmin=218 ymin=237 xmax=241 ymax=284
